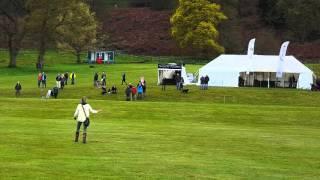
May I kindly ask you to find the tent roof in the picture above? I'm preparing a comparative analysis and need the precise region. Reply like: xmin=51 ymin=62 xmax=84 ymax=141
xmin=200 ymin=55 xmax=313 ymax=74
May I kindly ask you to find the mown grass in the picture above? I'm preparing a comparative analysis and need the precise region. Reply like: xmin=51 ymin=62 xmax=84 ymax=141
xmin=0 ymin=50 xmax=320 ymax=179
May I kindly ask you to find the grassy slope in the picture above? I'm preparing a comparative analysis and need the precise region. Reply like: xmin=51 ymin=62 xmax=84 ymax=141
xmin=0 ymin=50 xmax=320 ymax=179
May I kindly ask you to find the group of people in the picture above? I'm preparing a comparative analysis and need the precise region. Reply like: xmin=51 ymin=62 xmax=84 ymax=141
xmin=37 ymin=72 xmax=47 ymax=88
xmin=56 ymin=72 xmax=76 ymax=88
xmin=42 ymin=72 xmax=76 ymax=99
xmin=102 ymin=85 xmax=117 ymax=95
xmin=94 ymin=72 xmax=107 ymax=88
xmin=49 ymin=72 xmax=76 ymax=98
xmin=125 ymin=78 xmax=146 ymax=101
xmin=93 ymin=72 xmax=119 ymax=95
xmin=200 ymin=75 xmax=210 ymax=90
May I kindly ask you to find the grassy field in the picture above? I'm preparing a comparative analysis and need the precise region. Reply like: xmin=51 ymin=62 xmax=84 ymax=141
xmin=0 ymin=50 xmax=320 ymax=179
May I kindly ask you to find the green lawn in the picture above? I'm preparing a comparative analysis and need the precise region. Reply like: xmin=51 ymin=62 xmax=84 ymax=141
xmin=0 ymin=50 xmax=320 ymax=179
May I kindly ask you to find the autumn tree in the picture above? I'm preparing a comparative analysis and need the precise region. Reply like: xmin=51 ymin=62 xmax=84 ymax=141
xmin=170 ymin=0 xmax=227 ymax=57
xmin=0 ymin=0 xmax=27 ymax=67
xmin=57 ymin=2 xmax=97 ymax=63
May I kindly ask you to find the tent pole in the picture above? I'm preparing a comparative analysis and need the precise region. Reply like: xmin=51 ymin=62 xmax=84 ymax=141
xmin=157 ymin=70 xmax=160 ymax=85
xmin=268 ymin=72 xmax=270 ymax=88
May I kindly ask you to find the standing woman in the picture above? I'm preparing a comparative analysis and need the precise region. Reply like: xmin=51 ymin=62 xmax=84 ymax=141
xmin=73 ymin=97 xmax=100 ymax=143
xmin=15 ymin=81 xmax=22 ymax=97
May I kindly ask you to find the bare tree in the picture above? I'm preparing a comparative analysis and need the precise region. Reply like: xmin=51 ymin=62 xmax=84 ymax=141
xmin=0 ymin=0 xmax=27 ymax=67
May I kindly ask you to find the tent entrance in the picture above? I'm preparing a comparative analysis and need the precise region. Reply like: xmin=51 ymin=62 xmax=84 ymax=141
xmin=158 ymin=64 xmax=182 ymax=85
xmin=239 ymin=72 xmax=299 ymax=88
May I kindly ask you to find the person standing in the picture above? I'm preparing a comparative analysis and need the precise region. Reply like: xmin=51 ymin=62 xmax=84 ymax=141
xmin=101 ymin=77 xmax=106 ymax=87
xmin=131 ymin=85 xmax=137 ymax=101
xmin=64 ymin=72 xmax=69 ymax=85
xmin=122 ymin=72 xmax=127 ymax=85
xmin=180 ymin=77 xmax=184 ymax=90
xmin=125 ymin=84 xmax=132 ymax=101
xmin=204 ymin=75 xmax=210 ymax=90
xmin=200 ymin=76 xmax=205 ymax=90
xmin=73 ymin=97 xmax=100 ymax=143
xmin=56 ymin=74 xmax=61 ymax=89
xmin=60 ymin=74 xmax=65 ymax=90
xmin=42 ymin=72 xmax=47 ymax=88
xmin=37 ymin=73 xmax=42 ymax=88
xmin=101 ymin=72 xmax=106 ymax=80
xmin=141 ymin=77 xmax=146 ymax=97
xmin=161 ymin=78 xmax=167 ymax=91
xmin=70 ymin=72 xmax=76 ymax=85
xmin=175 ymin=74 xmax=181 ymax=90
xmin=94 ymin=72 xmax=99 ymax=87
xmin=41 ymin=72 xmax=47 ymax=88
xmin=137 ymin=82 xmax=143 ymax=100
xmin=15 ymin=81 xmax=22 ymax=97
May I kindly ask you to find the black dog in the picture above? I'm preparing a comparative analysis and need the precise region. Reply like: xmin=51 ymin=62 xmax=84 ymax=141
xmin=182 ymin=89 xmax=189 ymax=93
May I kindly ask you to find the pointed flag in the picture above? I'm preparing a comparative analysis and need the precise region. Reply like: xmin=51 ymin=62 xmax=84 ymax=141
xmin=279 ymin=41 xmax=290 ymax=61
xmin=247 ymin=38 xmax=256 ymax=59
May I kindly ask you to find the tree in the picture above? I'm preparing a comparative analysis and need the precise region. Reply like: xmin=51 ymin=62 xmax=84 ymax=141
xmin=0 ymin=0 xmax=27 ymax=68
xmin=150 ymin=0 xmax=177 ymax=10
xmin=26 ymin=0 xmax=81 ymax=68
xmin=258 ymin=0 xmax=285 ymax=27
xmin=57 ymin=2 xmax=97 ymax=63
xmin=170 ymin=0 xmax=227 ymax=57
xmin=277 ymin=0 xmax=320 ymax=42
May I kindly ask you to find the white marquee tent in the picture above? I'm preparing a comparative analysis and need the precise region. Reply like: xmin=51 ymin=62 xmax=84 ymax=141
xmin=198 ymin=54 xmax=314 ymax=89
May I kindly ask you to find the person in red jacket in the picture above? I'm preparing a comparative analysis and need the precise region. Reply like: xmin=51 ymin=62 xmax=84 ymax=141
xmin=131 ymin=85 xmax=137 ymax=101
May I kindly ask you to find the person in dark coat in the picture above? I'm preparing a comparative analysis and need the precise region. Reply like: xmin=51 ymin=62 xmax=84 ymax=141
xmin=41 ymin=72 xmax=47 ymax=88
xmin=111 ymin=85 xmax=117 ymax=94
xmin=200 ymin=76 xmax=205 ymax=90
xmin=64 ymin=72 xmax=69 ymax=85
xmin=180 ymin=77 xmax=184 ymax=90
xmin=122 ymin=72 xmax=127 ymax=85
xmin=204 ymin=75 xmax=210 ymax=90
xmin=125 ymin=84 xmax=132 ymax=101
xmin=161 ymin=78 xmax=167 ymax=91
xmin=94 ymin=72 xmax=99 ymax=87
xmin=70 ymin=72 xmax=76 ymax=85
xmin=15 ymin=81 xmax=22 ymax=97
xmin=52 ymin=87 xmax=59 ymax=99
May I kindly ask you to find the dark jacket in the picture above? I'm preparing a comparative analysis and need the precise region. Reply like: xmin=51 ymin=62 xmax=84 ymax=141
xmin=125 ymin=87 xmax=131 ymax=96
xmin=15 ymin=83 xmax=22 ymax=91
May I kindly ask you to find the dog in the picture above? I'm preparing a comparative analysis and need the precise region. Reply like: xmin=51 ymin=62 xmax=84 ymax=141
xmin=182 ymin=89 xmax=189 ymax=93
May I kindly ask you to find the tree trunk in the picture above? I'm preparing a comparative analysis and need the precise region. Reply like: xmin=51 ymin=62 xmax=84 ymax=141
xmin=76 ymin=50 xmax=81 ymax=64
xmin=8 ymin=48 xmax=18 ymax=68
xmin=37 ymin=38 xmax=47 ymax=70
xmin=7 ymin=35 xmax=19 ymax=68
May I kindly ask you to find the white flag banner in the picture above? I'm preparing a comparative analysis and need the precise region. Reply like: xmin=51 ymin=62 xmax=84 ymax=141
xmin=279 ymin=41 xmax=290 ymax=61
xmin=247 ymin=38 xmax=256 ymax=59
xmin=277 ymin=41 xmax=290 ymax=78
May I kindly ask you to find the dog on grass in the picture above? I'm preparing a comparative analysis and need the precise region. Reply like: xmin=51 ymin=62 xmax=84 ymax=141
xmin=182 ymin=89 xmax=189 ymax=93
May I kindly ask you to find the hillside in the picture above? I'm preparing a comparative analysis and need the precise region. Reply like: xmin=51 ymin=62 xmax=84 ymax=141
xmin=103 ymin=8 xmax=181 ymax=56
xmin=102 ymin=7 xmax=320 ymax=62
